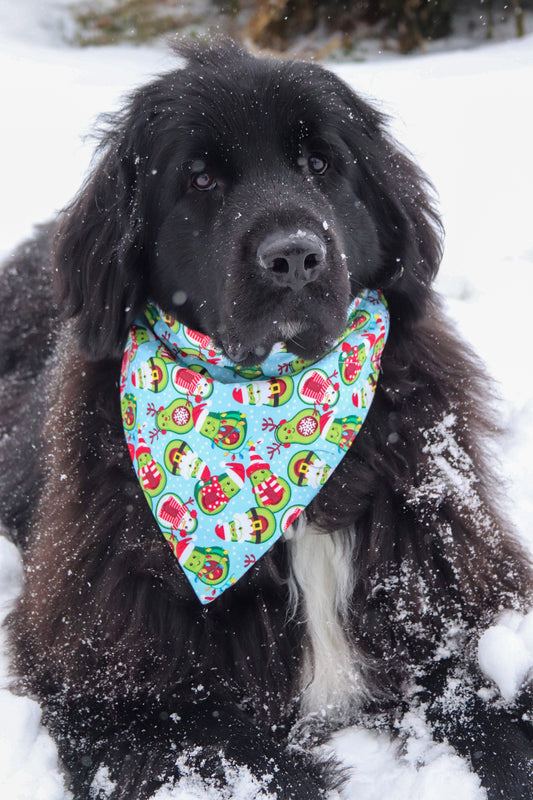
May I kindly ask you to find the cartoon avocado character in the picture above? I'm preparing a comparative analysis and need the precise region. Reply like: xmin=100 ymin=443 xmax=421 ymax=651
xmin=245 ymin=447 xmax=290 ymax=512
xmin=274 ymin=409 xmax=323 ymax=446
xmin=193 ymin=405 xmax=248 ymax=451
xmin=369 ymin=331 xmax=386 ymax=372
xmin=121 ymin=393 xmax=137 ymax=431
xmin=164 ymin=439 xmax=211 ymax=481
xmin=132 ymin=355 xmax=169 ymax=392
xmin=194 ymin=463 xmax=246 ymax=515
xmin=130 ymin=325 xmax=150 ymax=354
xmin=144 ymin=306 xmax=160 ymax=327
xmin=155 ymin=398 xmax=195 ymax=434
xmin=297 ymin=370 xmax=339 ymax=409
xmin=339 ymin=341 xmax=367 ymax=385
xmin=323 ymin=415 xmax=362 ymax=451
xmin=277 ymin=356 xmax=314 ymax=376
xmin=161 ymin=311 xmax=181 ymax=333
xmin=174 ymin=538 xmax=230 ymax=586
xmin=154 ymin=401 xmax=247 ymax=450
xmin=232 ymin=376 xmax=294 ymax=407
xmin=288 ymin=450 xmax=332 ymax=488
xmin=172 ymin=365 xmax=214 ymax=400
xmin=275 ymin=409 xmax=361 ymax=452
xmin=156 ymin=493 xmax=197 ymax=533
xmin=135 ymin=437 xmax=166 ymax=497
xmin=215 ymin=507 xmax=277 ymax=545
xmin=349 ymin=309 xmax=371 ymax=332
xmin=183 ymin=327 xmax=215 ymax=350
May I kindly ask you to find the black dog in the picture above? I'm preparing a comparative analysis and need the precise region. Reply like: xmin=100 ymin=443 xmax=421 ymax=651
xmin=1 ymin=38 xmax=533 ymax=799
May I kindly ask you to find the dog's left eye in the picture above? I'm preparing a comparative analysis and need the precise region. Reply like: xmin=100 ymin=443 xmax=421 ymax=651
xmin=191 ymin=172 xmax=217 ymax=191
xmin=308 ymin=154 xmax=329 ymax=175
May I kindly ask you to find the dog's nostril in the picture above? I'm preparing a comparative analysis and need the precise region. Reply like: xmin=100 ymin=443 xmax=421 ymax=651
xmin=304 ymin=253 xmax=320 ymax=271
xmin=257 ymin=231 xmax=327 ymax=291
xmin=272 ymin=257 xmax=290 ymax=274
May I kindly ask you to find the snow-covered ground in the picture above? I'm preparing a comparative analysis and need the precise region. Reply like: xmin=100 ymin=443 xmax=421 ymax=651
xmin=1 ymin=2 xmax=532 ymax=798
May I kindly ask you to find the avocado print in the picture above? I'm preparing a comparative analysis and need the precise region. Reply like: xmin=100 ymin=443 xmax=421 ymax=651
xmin=349 ymin=309 xmax=371 ymax=332
xmin=172 ymin=364 xmax=214 ymax=400
xmin=246 ymin=446 xmax=291 ymax=512
xmin=151 ymin=400 xmax=247 ymax=451
xmin=121 ymin=393 xmax=137 ymax=431
xmin=132 ymin=355 xmax=169 ymax=392
xmin=288 ymin=450 xmax=332 ymax=488
xmin=297 ymin=369 xmax=339 ymax=409
xmin=199 ymin=410 xmax=248 ymax=450
xmin=164 ymin=439 xmax=211 ymax=481
xmin=272 ymin=409 xmax=361 ymax=451
xmin=215 ymin=507 xmax=276 ymax=545
xmin=174 ymin=537 xmax=230 ymax=586
xmin=156 ymin=493 xmax=198 ymax=534
xmin=271 ymin=409 xmax=322 ymax=445
xmin=152 ymin=398 xmax=195 ymax=434
xmin=232 ymin=376 xmax=294 ymax=407
xmin=135 ymin=437 xmax=166 ymax=497
xmin=339 ymin=341 xmax=367 ymax=385
xmin=194 ymin=462 xmax=246 ymax=515
xmin=121 ymin=290 xmax=389 ymax=603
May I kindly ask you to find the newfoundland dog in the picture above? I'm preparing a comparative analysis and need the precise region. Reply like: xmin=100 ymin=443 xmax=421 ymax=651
xmin=1 ymin=38 xmax=533 ymax=800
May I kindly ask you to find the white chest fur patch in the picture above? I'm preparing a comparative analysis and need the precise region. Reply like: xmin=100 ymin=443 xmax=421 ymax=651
xmin=285 ymin=519 xmax=369 ymax=720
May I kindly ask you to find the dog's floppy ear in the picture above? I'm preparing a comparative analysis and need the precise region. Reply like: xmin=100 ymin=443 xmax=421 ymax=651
xmin=54 ymin=98 xmax=153 ymax=359
xmin=327 ymin=75 xmax=444 ymax=321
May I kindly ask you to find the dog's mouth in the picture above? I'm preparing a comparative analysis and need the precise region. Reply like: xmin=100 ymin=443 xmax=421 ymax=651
xmin=218 ymin=320 xmax=306 ymax=365
xmin=215 ymin=307 xmax=348 ymax=366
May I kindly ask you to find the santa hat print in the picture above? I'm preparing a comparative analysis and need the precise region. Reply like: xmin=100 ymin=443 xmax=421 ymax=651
xmin=215 ymin=522 xmax=230 ymax=541
xmin=197 ymin=461 xmax=212 ymax=482
xmin=192 ymin=402 xmax=210 ymax=431
xmin=319 ymin=411 xmax=334 ymax=439
xmin=246 ymin=446 xmax=269 ymax=479
xmin=225 ymin=461 xmax=246 ymax=488
xmin=135 ymin=437 xmax=151 ymax=460
xmin=232 ymin=387 xmax=246 ymax=404
xmin=173 ymin=535 xmax=196 ymax=563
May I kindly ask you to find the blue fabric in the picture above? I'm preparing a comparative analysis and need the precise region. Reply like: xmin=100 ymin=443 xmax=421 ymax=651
xmin=120 ymin=290 xmax=389 ymax=604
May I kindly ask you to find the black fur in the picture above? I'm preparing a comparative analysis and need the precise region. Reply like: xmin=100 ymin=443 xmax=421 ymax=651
xmin=1 ymin=38 xmax=533 ymax=799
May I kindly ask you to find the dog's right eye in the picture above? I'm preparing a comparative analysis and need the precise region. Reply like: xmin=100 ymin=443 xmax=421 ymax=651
xmin=191 ymin=172 xmax=217 ymax=191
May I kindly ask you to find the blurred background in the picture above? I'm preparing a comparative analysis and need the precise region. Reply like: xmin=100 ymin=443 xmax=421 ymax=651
xmin=4 ymin=0 xmax=533 ymax=56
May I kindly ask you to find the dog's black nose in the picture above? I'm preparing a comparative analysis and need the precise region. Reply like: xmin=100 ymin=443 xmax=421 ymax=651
xmin=257 ymin=231 xmax=326 ymax=291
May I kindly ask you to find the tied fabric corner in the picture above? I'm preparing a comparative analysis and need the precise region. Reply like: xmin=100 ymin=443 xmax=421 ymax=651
xmin=120 ymin=290 xmax=389 ymax=604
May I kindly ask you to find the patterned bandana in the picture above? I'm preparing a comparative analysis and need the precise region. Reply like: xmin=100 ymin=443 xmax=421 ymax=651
xmin=120 ymin=290 xmax=389 ymax=604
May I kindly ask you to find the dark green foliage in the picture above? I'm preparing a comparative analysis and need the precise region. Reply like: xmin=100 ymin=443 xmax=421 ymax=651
xmin=66 ymin=0 xmax=529 ymax=53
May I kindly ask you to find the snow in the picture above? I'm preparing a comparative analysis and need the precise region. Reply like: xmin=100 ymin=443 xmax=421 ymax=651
xmin=0 ymin=537 xmax=68 ymax=800
xmin=330 ymin=717 xmax=485 ymax=800
xmin=1 ymin=2 xmax=533 ymax=798
xmin=477 ymin=610 xmax=533 ymax=703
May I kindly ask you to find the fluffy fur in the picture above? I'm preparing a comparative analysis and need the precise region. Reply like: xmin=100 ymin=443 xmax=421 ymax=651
xmin=1 ymin=38 xmax=533 ymax=799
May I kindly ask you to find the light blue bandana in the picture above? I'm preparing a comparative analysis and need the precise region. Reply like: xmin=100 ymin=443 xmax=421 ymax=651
xmin=120 ymin=290 xmax=389 ymax=604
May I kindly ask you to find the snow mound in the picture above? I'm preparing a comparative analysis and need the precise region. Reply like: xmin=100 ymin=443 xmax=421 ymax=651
xmin=0 ymin=538 xmax=69 ymax=800
xmin=329 ymin=712 xmax=486 ymax=800
xmin=478 ymin=610 xmax=533 ymax=702
xmin=151 ymin=752 xmax=278 ymax=800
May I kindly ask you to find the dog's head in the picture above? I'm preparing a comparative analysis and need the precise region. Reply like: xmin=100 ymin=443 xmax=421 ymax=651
xmin=56 ymin=38 xmax=442 ymax=361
